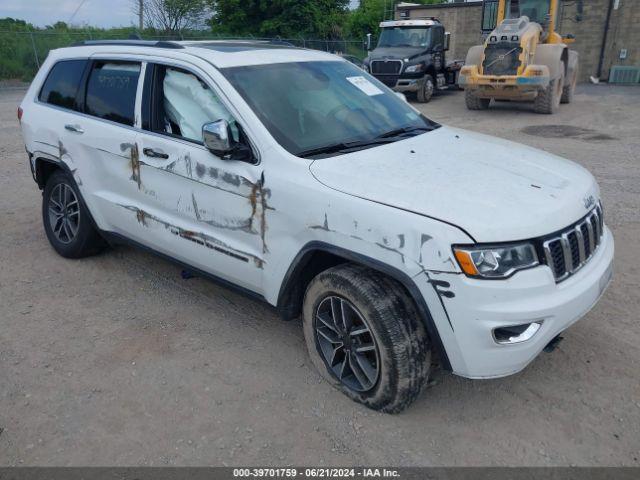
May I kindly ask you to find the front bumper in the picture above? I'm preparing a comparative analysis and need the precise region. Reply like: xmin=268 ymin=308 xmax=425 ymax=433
xmin=372 ymin=75 xmax=424 ymax=93
xmin=458 ymin=64 xmax=551 ymax=98
xmin=417 ymin=226 xmax=615 ymax=379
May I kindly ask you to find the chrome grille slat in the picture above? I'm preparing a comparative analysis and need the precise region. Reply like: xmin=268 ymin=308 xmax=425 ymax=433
xmin=574 ymin=226 xmax=586 ymax=263
xmin=542 ymin=205 xmax=605 ymax=282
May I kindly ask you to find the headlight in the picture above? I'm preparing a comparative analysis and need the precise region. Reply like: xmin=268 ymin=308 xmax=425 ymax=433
xmin=452 ymin=243 xmax=538 ymax=279
xmin=404 ymin=63 xmax=425 ymax=73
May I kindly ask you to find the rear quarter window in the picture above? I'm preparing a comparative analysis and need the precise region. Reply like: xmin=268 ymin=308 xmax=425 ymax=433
xmin=85 ymin=61 xmax=141 ymax=126
xmin=38 ymin=59 xmax=87 ymax=110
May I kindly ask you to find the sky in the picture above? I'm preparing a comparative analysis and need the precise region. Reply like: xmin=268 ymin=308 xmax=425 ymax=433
xmin=0 ymin=0 xmax=362 ymax=29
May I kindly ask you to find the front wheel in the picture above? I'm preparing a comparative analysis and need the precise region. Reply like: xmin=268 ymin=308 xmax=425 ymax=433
xmin=465 ymin=89 xmax=490 ymax=110
xmin=302 ymin=264 xmax=431 ymax=413
xmin=534 ymin=68 xmax=565 ymax=114
xmin=416 ymin=74 xmax=434 ymax=103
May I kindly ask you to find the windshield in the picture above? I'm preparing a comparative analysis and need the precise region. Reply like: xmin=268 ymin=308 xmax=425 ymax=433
xmin=508 ymin=0 xmax=551 ymax=27
xmin=222 ymin=61 xmax=438 ymax=158
xmin=378 ymin=27 xmax=432 ymax=48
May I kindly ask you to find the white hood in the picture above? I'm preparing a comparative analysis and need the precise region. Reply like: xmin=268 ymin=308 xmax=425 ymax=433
xmin=309 ymin=126 xmax=600 ymax=242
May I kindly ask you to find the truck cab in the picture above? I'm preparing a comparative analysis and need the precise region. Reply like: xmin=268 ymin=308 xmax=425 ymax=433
xmin=363 ymin=19 xmax=460 ymax=103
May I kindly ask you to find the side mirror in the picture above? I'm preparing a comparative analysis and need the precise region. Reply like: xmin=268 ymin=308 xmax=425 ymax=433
xmin=366 ymin=33 xmax=372 ymax=51
xmin=203 ymin=119 xmax=253 ymax=162
xmin=203 ymin=119 xmax=232 ymax=156
xmin=444 ymin=32 xmax=451 ymax=51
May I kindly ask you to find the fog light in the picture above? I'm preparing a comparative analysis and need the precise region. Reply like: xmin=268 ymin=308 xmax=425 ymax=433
xmin=493 ymin=321 xmax=543 ymax=345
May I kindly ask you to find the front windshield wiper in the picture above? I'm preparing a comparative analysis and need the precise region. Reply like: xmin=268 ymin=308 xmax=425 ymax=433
xmin=375 ymin=125 xmax=434 ymax=139
xmin=297 ymin=126 xmax=436 ymax=159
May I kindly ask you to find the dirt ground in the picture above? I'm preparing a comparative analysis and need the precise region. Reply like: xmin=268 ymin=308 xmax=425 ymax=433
xmin=1 ymin=84 xmax=639 ymax=467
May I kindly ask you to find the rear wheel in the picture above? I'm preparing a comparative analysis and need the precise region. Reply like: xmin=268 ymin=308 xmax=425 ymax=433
xmin=534 ymin=67 xmax=564 ymax=114
xmin=416 ymin=74 xmax=434 ymax=103
xmin=561 ymin=66 xmax=577 ymax=104
xmin=465 ymin=89 xmax=490 ymax=110
xmin=42 ymin=170 xmax=105 ymax=258
xmin=302 ymin=264 xmax=431 ymax=413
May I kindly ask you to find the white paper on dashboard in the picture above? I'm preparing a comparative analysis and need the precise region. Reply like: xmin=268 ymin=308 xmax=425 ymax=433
xmin=346 ymin=76 xmax=384 ymax=96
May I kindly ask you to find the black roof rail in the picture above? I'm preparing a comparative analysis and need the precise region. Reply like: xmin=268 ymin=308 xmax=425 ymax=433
xmin=71 ymin=40 xmax=184 ymax=49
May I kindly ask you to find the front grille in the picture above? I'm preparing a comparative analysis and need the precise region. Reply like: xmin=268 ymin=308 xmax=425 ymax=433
xmin=482 ymin=42 xmax=522 ymax=76
xmin=375 ymin=75 xmax=399 ymax=88
xmin=542 ymin=205 xmax=604 ymax=282
xmin=371 ymin=60 xmax=403 ymax=75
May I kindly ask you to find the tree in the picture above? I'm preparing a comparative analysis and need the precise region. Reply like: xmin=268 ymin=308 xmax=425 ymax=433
xmin=210 ymin=0 xmax=349 ymax=39
xmin=347 ymin=0 xmax=444 ymax=40
xmin=137 ymin=0 xmax=210 ymax=33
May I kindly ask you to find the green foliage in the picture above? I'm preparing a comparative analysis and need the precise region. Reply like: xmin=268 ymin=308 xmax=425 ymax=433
xmin=210 ymin=0 xmax=349 ymax=39
xmin=0 ymin=0 xmax=447 ymax=80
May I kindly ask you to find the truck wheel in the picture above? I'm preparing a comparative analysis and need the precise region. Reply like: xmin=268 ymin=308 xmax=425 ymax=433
xmin=302 ymin=264 xmax=431 ymax=413
xmin=416 ymin=74 xmax=434 ymax=103
xmin=561 ymin=66 xmax=577 ymax=104
xmin=534 ymin=68 xmax=564 ymax=114
xmin=465 ymin=89 xmax=490 ymax=110
xmin=42 ymin=170 xmax=105 ymax=258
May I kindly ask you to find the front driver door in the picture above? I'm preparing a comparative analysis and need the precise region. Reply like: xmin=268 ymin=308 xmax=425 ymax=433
xmin=130 ymin=62 xmax=266 ymax=293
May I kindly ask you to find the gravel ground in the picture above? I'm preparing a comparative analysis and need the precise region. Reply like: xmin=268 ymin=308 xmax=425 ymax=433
xmin=0 ymin=84 xmax=639 ymax=466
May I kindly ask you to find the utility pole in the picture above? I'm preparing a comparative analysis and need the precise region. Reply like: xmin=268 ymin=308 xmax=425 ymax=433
xmin=138 ymin=0 xmax=144 ymax=31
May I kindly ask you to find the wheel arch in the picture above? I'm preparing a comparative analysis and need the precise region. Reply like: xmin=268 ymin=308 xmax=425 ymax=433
xmin=533 ymin=44 xmax=568 ymax=80
xmin=33 ymin=153 xmax=68 ymax=190
xmin=33 ymin=154 xmax=103 ymax=236
xmin=465 ymin=45 xmax=484 ymax=67
xmin=276 ymin=241 xmax=452 ymax=371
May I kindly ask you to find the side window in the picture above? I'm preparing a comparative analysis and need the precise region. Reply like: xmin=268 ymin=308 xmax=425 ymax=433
xmin=152 ymin=65 xmax=238 ymax=143
xmin=85 ymin=61 xmax=141 ymax=126
xmin=432 ymin=27 xmax=445 ymax=50
xmin=482 ymin=0 xmax=499 ymax=33
xmin=39 ymin=59 xmax=87 ymax=110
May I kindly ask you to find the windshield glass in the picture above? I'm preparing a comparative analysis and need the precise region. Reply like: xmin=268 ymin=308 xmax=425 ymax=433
xmin=509 ymin=0 xmax=550 ymax=27
xmin=378 ymin=27 xmax=432 ymax=48
xmin=222 ymin=61 xmax=438 ymax=158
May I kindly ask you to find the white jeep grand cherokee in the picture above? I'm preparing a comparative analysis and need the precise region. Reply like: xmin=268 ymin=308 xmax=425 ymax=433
xmin=19 ymin=40 xmax=614 ymax=412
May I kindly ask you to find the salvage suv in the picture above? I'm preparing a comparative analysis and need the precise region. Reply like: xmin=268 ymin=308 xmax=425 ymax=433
xmin=19 ymin=40 xmax=614 ymax=413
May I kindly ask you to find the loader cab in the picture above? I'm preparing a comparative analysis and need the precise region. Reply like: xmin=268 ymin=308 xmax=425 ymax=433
xmin=482 ymin=0 xmax=558 ymax=37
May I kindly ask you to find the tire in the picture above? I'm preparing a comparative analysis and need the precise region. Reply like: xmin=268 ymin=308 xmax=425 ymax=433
xmin=416 ymin=74 xmax=434 ymax=103
xmin=534 ymin=67 xmax=564 ymax=114
xmin=42 ymin=170 xmax=105 ymax=258
xmin=465 ymin=89 xmax=490 ymax=110
xmin=302 ymin=264 xmax=431 ymax=413
xmin=561 ymin=66 xmax=577 ymax=104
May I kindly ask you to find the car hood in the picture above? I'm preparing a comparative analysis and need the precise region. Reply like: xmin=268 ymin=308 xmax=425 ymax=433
xmin=309 ymin=126 xmax=600 ymax=242
xmin=370 ymin=47 xmax=425 ymax=60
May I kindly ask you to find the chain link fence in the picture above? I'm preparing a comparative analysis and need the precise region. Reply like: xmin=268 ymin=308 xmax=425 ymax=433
xmin=0 ymin=30 xmax=370 ymax=81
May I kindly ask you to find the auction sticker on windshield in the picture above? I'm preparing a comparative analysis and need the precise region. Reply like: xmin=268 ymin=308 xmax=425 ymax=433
xmin=346 ymin=76 xmax=384 ymax=96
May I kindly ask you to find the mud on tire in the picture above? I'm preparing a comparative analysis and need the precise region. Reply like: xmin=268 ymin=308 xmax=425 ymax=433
xmin=534 ymin=68 xmax=564 ymax=114
xmin=302 ymin=264 xmax=431 ymax=413
xmin=465 ymin=89 xmax=490 ymax=110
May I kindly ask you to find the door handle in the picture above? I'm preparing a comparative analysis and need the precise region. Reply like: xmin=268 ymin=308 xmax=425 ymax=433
xmin=64 ymin=124 xmax=84 ymax=134
xmin=143 ymin=148 xmax=169 ymax=159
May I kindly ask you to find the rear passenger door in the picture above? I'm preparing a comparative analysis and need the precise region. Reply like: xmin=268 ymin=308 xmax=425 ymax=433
xmin=58 ymin=58 xmax=143 ymax=233
xmin=132 ymin=62 xmax=265 ymax=292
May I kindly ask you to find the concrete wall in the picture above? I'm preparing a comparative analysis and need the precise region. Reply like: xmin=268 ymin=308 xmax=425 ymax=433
xmin=396 ymin=0 xmax=640 ymax=83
